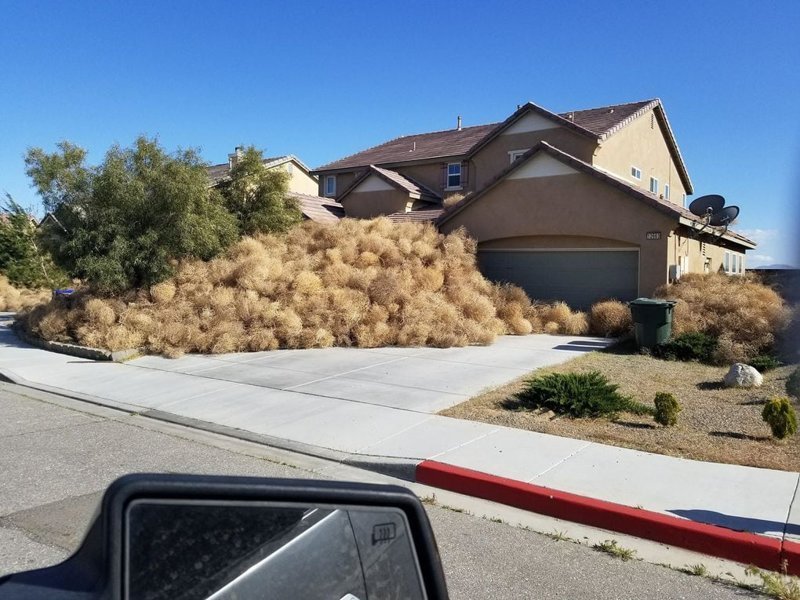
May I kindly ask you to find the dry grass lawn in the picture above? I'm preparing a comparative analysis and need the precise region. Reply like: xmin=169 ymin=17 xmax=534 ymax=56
xmin=441 ymin=348 xmax=800 ymax=472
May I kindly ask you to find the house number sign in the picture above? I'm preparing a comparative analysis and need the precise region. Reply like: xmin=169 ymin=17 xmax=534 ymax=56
xmin=646 ymin=231 xmax=661 ymax=240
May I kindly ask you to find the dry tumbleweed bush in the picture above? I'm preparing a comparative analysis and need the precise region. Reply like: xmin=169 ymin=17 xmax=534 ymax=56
xmin=21 ymin=219 xmax=589 ymax=356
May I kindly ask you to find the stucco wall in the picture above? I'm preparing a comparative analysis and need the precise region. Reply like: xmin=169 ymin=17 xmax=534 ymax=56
xmin=440 ymin=170 xmax=675 ymax=296
xmin=669 ymin=232 xmax=746 ymax=277
xmin=342 ymin=189 xmax=410 ymax=218
xmin=471 ymin=128 xmax=596 ymax=190
xmin=317 ymin=171 xmax=360 ymax=198
xmin=398 ymin=162 xmax=463 ymax=195
xmin=593 ymin=108 xmax=689 ymax=205
xmin=283 ymin=164 xmax=319 ymax=195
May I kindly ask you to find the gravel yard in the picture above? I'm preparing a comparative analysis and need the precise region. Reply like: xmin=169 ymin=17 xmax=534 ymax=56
xmin=441 ymin=348 xmax=799 ymax=472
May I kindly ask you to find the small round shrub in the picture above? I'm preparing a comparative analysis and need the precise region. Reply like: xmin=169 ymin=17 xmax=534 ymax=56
xmin=762 ymin=397 xmax=798 ymax=440
xmin=589 ymin=300 xmax=632 ymax=337
xmin=748 ymin=354 xmax=782 ymax=373
xmin=653 ymin=392 xmax=681 ymax=427
xmin=653 ymin=332 xmax=718 ymax=364
xmin=787 ymin=367 xmax=800 ymax=399
xmin=514 ymin=371 xmax=652 ymax=418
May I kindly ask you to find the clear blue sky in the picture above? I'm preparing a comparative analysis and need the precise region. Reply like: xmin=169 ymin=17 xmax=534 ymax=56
xmin=1 ymin=0 xmax=798 ymax=266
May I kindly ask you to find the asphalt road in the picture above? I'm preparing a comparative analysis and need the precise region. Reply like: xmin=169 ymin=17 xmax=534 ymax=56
xmin=0 ymin=383 xmax=762 ymax=599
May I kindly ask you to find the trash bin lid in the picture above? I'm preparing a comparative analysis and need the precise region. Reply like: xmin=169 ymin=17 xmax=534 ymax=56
xmin=628 ymin=298 xmax=677 ymax=307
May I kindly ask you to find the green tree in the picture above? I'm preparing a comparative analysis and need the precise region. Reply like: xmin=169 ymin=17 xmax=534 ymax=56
xmin=26 ymin=137 xmax=238 ymax=293
xmin=0 ymin=194 xmax=68 ymax=288
xmin=217 ymin=146 xmax=302 ymax=236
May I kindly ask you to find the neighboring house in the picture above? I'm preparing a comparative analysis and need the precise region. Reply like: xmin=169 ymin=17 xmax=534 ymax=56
xmin=208 ymin=149 xmax=344 ymax=223
xmin=313 ymin=99 xmax=755 ymax=308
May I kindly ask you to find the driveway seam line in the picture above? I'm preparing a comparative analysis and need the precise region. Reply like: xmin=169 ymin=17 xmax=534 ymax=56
xmin=426 ymin=427 xmax=501 ymax=461
xmin=281 ymin=355 xmax=413 ymax=390
xmin=354 ymin=416 xmax=436 ymax=454
xmin=525 ymin=441 xmax=594 ymax=482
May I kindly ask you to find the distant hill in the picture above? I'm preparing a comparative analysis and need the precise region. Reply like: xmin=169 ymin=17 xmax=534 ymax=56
xmin=752 ymin=264 xmax=797 ymax=270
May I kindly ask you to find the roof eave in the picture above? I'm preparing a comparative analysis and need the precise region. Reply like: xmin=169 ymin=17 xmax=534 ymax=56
xmin=677 ymin=217 xmax=756 ymax=248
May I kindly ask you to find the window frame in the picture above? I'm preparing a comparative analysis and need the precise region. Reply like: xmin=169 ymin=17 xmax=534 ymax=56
xmin=649 ymin=176 xmax=659 ymax=194
xmin=630 ymin=166 xmax=642 ymax=180
xmin=324 ymin=175 xmax=336 ymax=197
xmin=664 ymin=184 xmax=670 ymax=200
xmin=445 ymin=162 xmax=462 ymax=190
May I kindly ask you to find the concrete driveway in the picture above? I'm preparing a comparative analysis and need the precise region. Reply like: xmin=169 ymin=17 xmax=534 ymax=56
xmin=129 ymin=334 xmax=612 ymax=414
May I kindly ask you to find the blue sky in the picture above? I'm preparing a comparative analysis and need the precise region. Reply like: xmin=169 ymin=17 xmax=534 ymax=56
xmin=1 ymin=0 xmax=798 ymax=266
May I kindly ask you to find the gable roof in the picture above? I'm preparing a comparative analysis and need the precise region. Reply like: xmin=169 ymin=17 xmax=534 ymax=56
xmin=208 ymin=154 xmax=315 ymax=184
xmin=338 ymin=165 xmax=441 ymax=204
xmin=438 ymin=141 xmax=752 ymax=248
xmin=314 ymin=99 xmax=692 ymax=192
xmin=290 ymin=192 xmax=344 ymax=223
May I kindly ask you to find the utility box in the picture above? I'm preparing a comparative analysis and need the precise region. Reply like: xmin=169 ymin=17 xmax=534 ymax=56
xmin=629 ymin=298 xmax=677 ymax=349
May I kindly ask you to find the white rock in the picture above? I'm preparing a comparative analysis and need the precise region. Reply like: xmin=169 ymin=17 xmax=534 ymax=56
xmin=723 ymin=363 xmax=764 ymax=388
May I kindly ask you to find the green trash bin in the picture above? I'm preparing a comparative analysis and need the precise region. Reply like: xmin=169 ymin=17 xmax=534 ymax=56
xmin=628 ymin=298 xmax=677 ymax=349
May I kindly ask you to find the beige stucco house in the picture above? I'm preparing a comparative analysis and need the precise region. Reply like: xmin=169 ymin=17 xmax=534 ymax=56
xmin=209 ymin=149 xmax=344 ymax=224
xmin=313 ymin=99 xmax=755 ymax=308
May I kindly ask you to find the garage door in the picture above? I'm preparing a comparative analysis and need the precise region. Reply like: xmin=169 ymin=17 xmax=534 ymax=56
xmin=478 ymin=249 xmax=639 ymax=309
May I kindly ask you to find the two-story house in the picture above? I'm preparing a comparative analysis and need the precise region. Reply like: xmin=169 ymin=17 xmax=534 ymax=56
xmin=313 ymin=99 xmax=755 ymax=308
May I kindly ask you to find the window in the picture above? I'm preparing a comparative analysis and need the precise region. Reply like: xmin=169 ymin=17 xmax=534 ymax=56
xmin=682 ymin=193 xmax=687 ymax=207
xmin=664 ymin=184 xmax=670 ymax=200
xmin=324 ymin=175 xmax=336 ymax=196
xmin=724 ymin=252 xmax=730 ymax=273
xmin=446 ymin=162 xmax=462 ymax=189
xmin=509 ymin=149 xmax=528 ymax=164
xmin=630 ymin=166 xmax=641 ymax=180
xmin=649 ymin=177 xmax=658 ymax=194
xmin=724 ymin=251 xmax=744 ymax=275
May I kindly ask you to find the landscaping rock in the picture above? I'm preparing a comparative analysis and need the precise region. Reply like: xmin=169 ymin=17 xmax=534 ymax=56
xmin=723 ymin=363 xmax=764 ymax=388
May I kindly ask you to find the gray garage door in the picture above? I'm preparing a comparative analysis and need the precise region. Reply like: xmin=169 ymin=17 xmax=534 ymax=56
xmin=478 ymin=250 xmax=639 ymax=309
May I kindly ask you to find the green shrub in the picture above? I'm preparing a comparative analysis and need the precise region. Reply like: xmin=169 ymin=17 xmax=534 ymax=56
xmin=653 ymin=332 xmax=718 ymax=363
xmin=749 ymin=354 xmax=782 ymax=373
xmin=762 ymin=397 xmax=798 ymax=440
xmin=787 ymin=367 xmax=800 ymax=399
xmin=653 ymin=392 xmax=681 ymax=426
xmin=515 ymin=371 xmax=652 ymax=418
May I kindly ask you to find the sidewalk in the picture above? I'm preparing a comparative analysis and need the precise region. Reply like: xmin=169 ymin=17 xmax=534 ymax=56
xmin=3 ymin=322 xmax=799 ymax=571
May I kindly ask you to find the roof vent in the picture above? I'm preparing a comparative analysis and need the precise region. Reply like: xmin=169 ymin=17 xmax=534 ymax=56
xmin=566 ymin=112 xmax=574 ymax=121
xmin=410 ymin=141 xmax=416 ymax=152
xmin=608 ymin=108 xmax=615 ymax=114
xmin=457 ymin=115 xmax=462 ymax=131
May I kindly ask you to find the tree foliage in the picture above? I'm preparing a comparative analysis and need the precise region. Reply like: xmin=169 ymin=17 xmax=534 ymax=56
xmin=0 ymin=194 xmax=68 ymax=288
xmin=26 ymin=137 xmax=238 ymax=293
xmin=217 ymin=147 xmax=302 ymax=236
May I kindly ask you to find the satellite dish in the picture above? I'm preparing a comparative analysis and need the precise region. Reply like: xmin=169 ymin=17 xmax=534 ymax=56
xmin=689 ymin=194 xmax=725 ymax=217
xmin=709 ymin=205 xmax=739 ymax=227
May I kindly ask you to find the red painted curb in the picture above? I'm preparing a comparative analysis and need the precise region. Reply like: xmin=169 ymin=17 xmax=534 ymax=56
xmin=416 ymin=460 xmax=794 ymax=574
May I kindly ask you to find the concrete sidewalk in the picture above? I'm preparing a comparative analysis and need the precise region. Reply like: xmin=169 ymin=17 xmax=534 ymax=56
xmin=3 ymin=322 xmax=799 ymax=560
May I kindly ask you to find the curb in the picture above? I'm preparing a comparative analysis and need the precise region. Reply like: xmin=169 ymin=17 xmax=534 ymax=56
xmin=416 ymin=460 xmax=799 ymax=575
xmin=12 ymin=325 xmax=139 ymax=362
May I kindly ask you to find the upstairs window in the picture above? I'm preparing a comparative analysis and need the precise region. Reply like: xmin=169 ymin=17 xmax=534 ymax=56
xmin=649 ymin=177 xmax=658 ymax=194
xmin=630 ymin=166 xmax=641 ymax=180
xmin=325 ymin=175 xmax=336 ymax=197
xmin=446 ymin=162 xmax=462 ymax=189
xmin=664 ymin=184 xmax=670 ymax=200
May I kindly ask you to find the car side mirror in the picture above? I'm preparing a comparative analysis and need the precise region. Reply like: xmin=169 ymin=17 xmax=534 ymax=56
xmin=0 ymin=474 xmax=449 ymax=600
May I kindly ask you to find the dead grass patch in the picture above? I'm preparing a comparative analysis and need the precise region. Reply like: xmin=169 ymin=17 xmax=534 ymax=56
xmin=441 ymin=348 xmax=800 ymax=471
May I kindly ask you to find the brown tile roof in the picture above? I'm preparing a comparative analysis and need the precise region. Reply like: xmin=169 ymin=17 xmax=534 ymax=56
xmin=290 ymin=192 xmax=344 ymax=223
xmin=315 ymin=123 xmax=498 ymax=172
xmin=560 ymin=99 xmax=657 ymax=137
xmin=370 ymin=166 xmax=440 ymax=202
xmin=438 ymin=142 xmax=753 ymax=248
xmin=387 ymin=208 xmax=444 ymax=223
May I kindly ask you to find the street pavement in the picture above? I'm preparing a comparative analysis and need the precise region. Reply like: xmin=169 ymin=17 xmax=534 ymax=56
xmin=1 ymin=322 xmax=797 ymax=545
xmin=0 ymin=384 xmax=761 ymax=599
